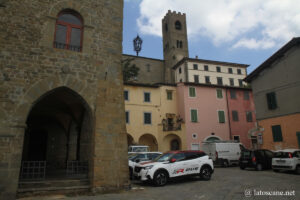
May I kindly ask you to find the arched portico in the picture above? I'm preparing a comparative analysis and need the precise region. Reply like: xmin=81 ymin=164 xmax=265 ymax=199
xmin=138 ymin=134 xmax=158 ymax=151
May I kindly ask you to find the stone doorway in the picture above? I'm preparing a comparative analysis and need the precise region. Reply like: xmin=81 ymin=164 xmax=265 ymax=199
xmin=19 ymin=87 xmax=93 ymax=183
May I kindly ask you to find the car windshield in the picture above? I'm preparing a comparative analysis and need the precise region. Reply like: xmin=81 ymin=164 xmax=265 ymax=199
xmin=274 ymin=152 xmax=291 ymax=158
xmin=128 ymin=153 xmax=139 ymax=160
xmin=153 ymin=153 xmax=174 ymax=162
xmin=133 ymin=147 xmax=148 ymax=152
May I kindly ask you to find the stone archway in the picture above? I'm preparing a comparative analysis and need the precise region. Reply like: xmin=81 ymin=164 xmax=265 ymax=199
xmin=138 ymin=134 xmax=158 ymax=151
xmin=127 ymin=134 xmax=134 ymax=147
xmin=19 ymin=86 xmax=93 ymax=181
xmin=163 ymin=134 xmax=182 ymax=152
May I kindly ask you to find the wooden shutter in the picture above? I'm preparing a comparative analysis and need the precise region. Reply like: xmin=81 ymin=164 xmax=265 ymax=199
xmin=191 ymin=110 xmax=197 ymax=122
xmin=218 ymin=111 xmax=225 ymax=123
xmin=217 ymin=89 xmax=223 ymax=98
xmin=272 ymin=125 xmax=283 ymax=142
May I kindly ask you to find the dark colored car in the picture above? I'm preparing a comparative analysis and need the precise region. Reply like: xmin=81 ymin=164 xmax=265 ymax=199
xmin=239 ymin=149 xmax=274 ymax=171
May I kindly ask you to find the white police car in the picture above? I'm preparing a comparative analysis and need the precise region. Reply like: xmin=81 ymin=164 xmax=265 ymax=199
xmin=133 ymin=150 xmax=214 ymax=186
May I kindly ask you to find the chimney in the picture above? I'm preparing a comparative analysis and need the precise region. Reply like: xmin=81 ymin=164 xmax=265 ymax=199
xmin=195 ymin=55 xmax=198 ymax=59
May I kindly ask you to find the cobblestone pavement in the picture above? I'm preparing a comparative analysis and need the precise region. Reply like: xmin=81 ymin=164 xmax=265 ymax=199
xmin=19 ymin=167 xmax=300 ymax=200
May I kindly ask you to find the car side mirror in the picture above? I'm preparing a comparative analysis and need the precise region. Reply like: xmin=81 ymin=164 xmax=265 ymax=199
xmin=170 ymin=158 xmax=176 ymax=163
xmin=135 ymin=159 xmax=140 ymax=163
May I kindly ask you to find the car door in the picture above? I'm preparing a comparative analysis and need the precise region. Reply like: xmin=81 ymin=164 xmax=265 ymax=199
xmin=184 ymin=152 xmax=200 ymax=175
xmin=169 ymin=153 xmax=187 ymax=178
xmin=264 ymin=150 xmax=274 ymax=168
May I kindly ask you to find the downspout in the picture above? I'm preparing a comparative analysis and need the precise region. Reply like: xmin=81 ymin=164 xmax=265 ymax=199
xmin=225 ymin=88 xmax=232 ymax=140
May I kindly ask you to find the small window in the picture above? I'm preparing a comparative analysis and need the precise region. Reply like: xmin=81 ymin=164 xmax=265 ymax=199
xmin=244 ymin=91 xmax=250 ymax=100
xmin=218 ymin=110 xmax=225 ymax=123
xmin=266 ymin=92 xmax=277 ymax=110
xmin=217 ymin=77 xmax=223 ymax=85
xmin=228 ymin=68 xmax=233 ymax=74
xmin=192 ymin=133 xmax=197 ymax=139
xmin=191 ymin=109 xmax=198 ymax=122
xmin=191 ymin=144 xmax=200 ymax=151
xmin=144 ymin=112 xmax=152 ymax=124
xmin=144 ymin=92 xmax=151 ymax=102
xmin=229 ymin=78 xmax=234 ymax=86
xmin=189 ymin=87 xmax=196 ymax=97
xmin=125 ymin=111 xmax=129 ymax=124
xmin=146 ymin=64 xmax=150 ymax=72
xmin=230 ymin=90 xmax=236 ymax=99
xmin=167 ymin=90 xmax=172 ymax=100
xmin=175 ymin=20 xmax=182 ymax=30
xmin=233 ymin=135 xmax=240 ymax=142
xmin=204 ymin=65 xmax=209 ymax=71
xmin=124 ymin=90 xmax=129 ymax=101
xmin=194 ymin=75 xmax=199 ymax=83
xmin=216 ymin=66 xmax=221 ymax=72
xmin=193 ymin=64 xmax=198 ymax=70
xmin=272 ymin=125 xmax=283 ymax=142
xmin=232 ymin=110 xmax=239 ymax=121
xmin=216 ymin=89 xmax=223 ymax=99
xmin=246 ymin=111 xmax=253 ymax=122
xmin=239 ymin=79 xmax=243 ymax=87
xmin=237 ymin=69 xmax=242 ymax=74
xmin=180 ymin=79 xmax=182 ymax=82
xmin=179 ymin=67 xmax=182 ymax=74
xmin=205 ymin=76 xmax=210 ymax=84
xmin=176 ymin=40 xmax=183 ymax=48
xmin=54 ymin=10 xmax=83 ymax=52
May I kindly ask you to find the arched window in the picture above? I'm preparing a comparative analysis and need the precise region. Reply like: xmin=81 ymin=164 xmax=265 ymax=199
xmin=54 ymin=10 xmax=83 ymax=52
xmin=175 ymin=20 xmax=181 ymax=30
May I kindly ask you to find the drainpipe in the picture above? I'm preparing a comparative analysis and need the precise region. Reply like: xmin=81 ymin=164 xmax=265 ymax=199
xmin=225 ymin=88 xmax=232 ymax=140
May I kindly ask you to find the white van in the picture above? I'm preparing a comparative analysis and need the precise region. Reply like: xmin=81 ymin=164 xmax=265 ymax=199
xmin=202 ymin=141 xmax=245 ymax=167
xmin=128 ymin=145 xmax=149 ymax=154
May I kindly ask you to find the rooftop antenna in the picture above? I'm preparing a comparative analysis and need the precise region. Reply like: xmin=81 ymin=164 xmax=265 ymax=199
xmin=133 ymin=34 xmax=143 ymax=56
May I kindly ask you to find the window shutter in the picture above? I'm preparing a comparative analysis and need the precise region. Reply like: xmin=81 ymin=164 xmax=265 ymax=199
xmin=267 ymin=92 xmax=277 ymax=110
xmin=217 ymin=89 xmax=223 ymax=98
xmin=272 ymin=125 xmax=283 ymax=142
xmin=218 ymin=111 xmax=225 ymax=123
xmin=191 ymin=110 xmax=197 ymax=122
xmin=189 ymin=87 xmax=196 ymax=97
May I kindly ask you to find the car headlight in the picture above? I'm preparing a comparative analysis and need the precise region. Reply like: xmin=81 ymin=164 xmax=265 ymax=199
xmin=144 ymin=165 xmax=153 ymax=170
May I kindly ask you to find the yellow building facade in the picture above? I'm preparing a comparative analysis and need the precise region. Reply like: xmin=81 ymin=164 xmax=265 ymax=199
xmin=124 ymin=83 xmax=187 ymax=152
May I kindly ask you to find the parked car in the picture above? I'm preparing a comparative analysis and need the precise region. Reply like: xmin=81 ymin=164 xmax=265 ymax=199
xmin=128 ymin=145 xmax=149 ymax=154
xmin=202 ymin=141 xmax=246 ymax=167
xmin=133 ymin=150 xmax=214 ymax=186
xmin=128 ymin=152 xmax=162 ymax=179
xmin=239 ymin=149 xmax=274 ymax=171
xmin=272 ymin=149 xmax=300 ymax=174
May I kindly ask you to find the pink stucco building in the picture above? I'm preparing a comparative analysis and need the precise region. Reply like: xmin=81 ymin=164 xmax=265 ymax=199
xmin=226 ymin=88 xmax=256 ymax=149
xmin=177 ymin=82 xmax=256 ymax=150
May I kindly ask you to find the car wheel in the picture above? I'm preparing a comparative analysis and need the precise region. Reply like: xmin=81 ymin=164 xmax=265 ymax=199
xmin=296 ymin=165 xmax=300 ymax=175
xmin=256 ymin=163 xmax=263 ymax=171
xmin=240 ymin=164 xmax=246 ymax=170
xmin=153 ymin=170 xmax=168 ymax=186
xmin=200 ymin=166 xmax=212 ymax=180
xmin=223 ymin=160 xmax=229 ymax=168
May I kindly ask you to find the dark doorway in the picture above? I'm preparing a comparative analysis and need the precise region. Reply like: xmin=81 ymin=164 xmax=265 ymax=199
xmin=171 ymin=139 xmax=180 ymax=151
xmin=27 ymin=129 xmax=48 ymax=161
xmin=20 ymin=87 xmax=92 ymax=181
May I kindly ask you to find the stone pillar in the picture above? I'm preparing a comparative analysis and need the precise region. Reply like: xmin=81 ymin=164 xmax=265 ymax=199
xmin=0 ymin=124 xmax=25 ymax=200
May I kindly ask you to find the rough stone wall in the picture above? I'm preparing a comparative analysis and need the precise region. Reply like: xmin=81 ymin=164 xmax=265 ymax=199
xmin=0 ymin=0 xmax=128 ymax=199
xmin=122 ymin=54 xmax=164 ymax=84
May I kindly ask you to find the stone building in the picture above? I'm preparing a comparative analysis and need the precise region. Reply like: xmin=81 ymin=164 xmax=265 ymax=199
xmin=245 ymin=37 xmax=300 ymax=150
xmin=0 ymin=0 xmax=129 ymax=199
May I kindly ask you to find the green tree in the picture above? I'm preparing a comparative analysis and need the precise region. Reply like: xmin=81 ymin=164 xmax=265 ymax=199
xmin=122 ymin=58 xmax=140 ymax=82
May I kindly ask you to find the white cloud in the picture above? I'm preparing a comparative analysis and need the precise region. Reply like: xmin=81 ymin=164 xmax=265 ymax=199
xmin=136 ymin=0 xmax=300 ymax=49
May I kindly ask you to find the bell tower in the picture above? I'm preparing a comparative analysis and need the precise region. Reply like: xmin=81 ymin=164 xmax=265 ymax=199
xmin=162 ymin=10 xmax=189 ymax=83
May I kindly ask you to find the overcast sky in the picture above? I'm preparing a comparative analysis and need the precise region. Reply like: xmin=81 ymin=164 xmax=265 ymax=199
xmin=123 ymin=0 xmax=300 ymax=73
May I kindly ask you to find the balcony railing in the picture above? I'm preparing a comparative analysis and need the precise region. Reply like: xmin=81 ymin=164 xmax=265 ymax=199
xmin=163 ymin=124 xmax=181 ymax=132
xmin=53 ymin=41 xmax=82 ymax=52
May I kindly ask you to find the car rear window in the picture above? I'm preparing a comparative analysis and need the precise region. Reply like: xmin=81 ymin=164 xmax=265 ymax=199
xmin=241 ymin=151 xmax=252 ymax=158
xmin=274 ymin=152 xmax=291 ymax=158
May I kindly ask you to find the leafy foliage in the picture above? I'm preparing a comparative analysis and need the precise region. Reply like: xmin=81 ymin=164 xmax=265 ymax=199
xmin=122 ymin=58 xmax=140 ymax=82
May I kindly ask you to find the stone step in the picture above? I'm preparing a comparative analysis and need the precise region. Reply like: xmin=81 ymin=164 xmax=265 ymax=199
xmin=17 ymin=179 xmax=90 ymax=198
